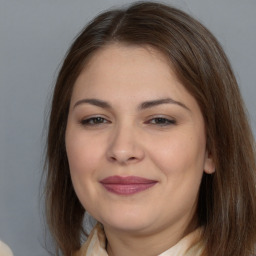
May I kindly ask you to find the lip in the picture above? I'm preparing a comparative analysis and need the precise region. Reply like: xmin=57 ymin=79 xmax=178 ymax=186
xmin=99 ymin=176 xmax=158 ymax=195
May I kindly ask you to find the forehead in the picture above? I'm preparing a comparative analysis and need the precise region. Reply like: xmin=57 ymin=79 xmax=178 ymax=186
xmin=88 ymin=43 xmax=171 ymax=66
xmin=82 ymin=43 xmax=173 ymax=79
xmin=71 ymin=43 xmax=185 ymax=99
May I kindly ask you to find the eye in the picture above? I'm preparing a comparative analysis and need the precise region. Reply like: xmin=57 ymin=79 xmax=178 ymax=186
xmin=80 ymin=116 xmax=109 ymax=126
xmin=147 ymin=117 xmax=176 ymax=126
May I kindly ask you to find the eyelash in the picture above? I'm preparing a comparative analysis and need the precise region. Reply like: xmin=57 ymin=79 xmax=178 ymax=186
xmin=80 ymin=116 xmax=176 ymax=127
xmin=80 ymin=116 xmax=109 ymax=126
xmin=146 ymin=117 xmax=176 ymax=126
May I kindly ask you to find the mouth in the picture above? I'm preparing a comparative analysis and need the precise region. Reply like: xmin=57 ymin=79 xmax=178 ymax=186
xmin=99 ymin=175 xmax=158 ymax=195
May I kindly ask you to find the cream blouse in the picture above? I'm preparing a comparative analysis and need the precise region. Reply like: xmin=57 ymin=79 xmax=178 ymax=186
xmin=74 ymin=223 xmax=204 ymax=256
xmin=0 ymin=241 xmax=13 ymax=256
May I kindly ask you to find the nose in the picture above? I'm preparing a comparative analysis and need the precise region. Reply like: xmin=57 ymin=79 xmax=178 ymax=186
xmin=106 ymin=124 xmax=145 ymax=165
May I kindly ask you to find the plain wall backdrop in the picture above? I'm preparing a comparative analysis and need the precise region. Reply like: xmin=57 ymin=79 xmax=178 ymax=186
xmin=0 ymin=0 xmax=255 ymax=255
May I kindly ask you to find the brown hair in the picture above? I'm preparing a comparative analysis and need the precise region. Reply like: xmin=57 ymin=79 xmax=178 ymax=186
xmin=44 ymin=2 xmax=256 ymax=255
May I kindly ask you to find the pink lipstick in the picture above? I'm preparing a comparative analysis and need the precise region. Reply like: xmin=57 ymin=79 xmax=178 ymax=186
xmin=99 ymin=176 xmax=157 ymax=195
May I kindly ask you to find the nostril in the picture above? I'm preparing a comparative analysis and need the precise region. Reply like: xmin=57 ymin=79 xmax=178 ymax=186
xmin=110 ymin=157 xmax=116 ymax=161
xmin=108 ymin=155 xmax=138 ymax=164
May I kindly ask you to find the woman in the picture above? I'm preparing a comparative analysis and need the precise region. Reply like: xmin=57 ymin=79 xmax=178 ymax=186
xmin=44 ymin=2 xmax=256 ymax=256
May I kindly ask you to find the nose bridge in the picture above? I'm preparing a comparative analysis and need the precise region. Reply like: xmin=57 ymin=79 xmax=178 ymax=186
xmin=106 ymin=120 xmax=144 ymax=164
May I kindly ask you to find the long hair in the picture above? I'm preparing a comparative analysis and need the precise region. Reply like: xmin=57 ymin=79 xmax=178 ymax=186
xmin=44 ymin=2 xmax=256 ymax=255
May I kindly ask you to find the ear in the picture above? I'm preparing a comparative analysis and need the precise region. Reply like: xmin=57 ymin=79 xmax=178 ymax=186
xmin=203 ymin=151 xmax=215 ymax=174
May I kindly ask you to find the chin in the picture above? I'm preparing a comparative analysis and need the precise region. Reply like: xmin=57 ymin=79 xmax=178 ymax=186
xmin=97 ymin=208 xmax=156 ymax=233
xmin=103 ymin=220 xmax=152 ymax=233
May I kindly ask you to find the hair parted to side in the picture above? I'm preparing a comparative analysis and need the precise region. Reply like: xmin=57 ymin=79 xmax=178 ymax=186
xmin=44 ymin=1 xmax=256 ymax=255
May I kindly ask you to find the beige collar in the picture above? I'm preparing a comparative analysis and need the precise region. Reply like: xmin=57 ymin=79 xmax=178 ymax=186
xmin=74 ymin=223 xmax=204 ymax=256
xmin=0 ymin=241 xmax=13 ymax=256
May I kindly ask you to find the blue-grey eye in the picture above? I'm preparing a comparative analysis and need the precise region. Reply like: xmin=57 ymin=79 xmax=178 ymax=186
xmin=81 ymin=117 xmax=107 ymax=125
xmin=149 ymin=117 xmax=176 ymax=126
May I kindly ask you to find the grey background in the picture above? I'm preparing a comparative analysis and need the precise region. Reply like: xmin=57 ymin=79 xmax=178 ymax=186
xmin=0 ymin=0 xmax=255 ymax=255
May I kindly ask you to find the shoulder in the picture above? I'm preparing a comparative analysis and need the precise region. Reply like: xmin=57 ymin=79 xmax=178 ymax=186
xmin=0 ymin=241 xmax=13 ymax=256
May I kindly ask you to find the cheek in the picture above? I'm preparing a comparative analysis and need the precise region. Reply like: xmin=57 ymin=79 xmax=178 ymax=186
xmin=65 ymin=131 xmax=103 ymax=176
xmin=65 ymin=130 xmax=104 ymax=212
xmin=148 ymin=129 xmax=206 ymax=178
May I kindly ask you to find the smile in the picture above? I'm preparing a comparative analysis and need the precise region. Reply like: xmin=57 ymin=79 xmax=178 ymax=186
xmin=99 ymin=175 xmax=158 ymax=195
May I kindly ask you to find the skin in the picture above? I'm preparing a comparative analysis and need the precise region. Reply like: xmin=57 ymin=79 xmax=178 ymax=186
xmin=65 ymin=43 xmax=215 ymax=256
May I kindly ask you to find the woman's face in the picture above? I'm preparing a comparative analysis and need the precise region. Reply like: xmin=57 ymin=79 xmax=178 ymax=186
xmin=65 ymin=44 xmax=214 ymax=237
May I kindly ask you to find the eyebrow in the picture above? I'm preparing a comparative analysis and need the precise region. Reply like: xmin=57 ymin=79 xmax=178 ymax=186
xmin=139 ymin=98 xmax=190 ymax=111
xmin=73 ymin=98 xmax=190 ymax=111
xmin=73 ymin=99 xmax=111 ymax=109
